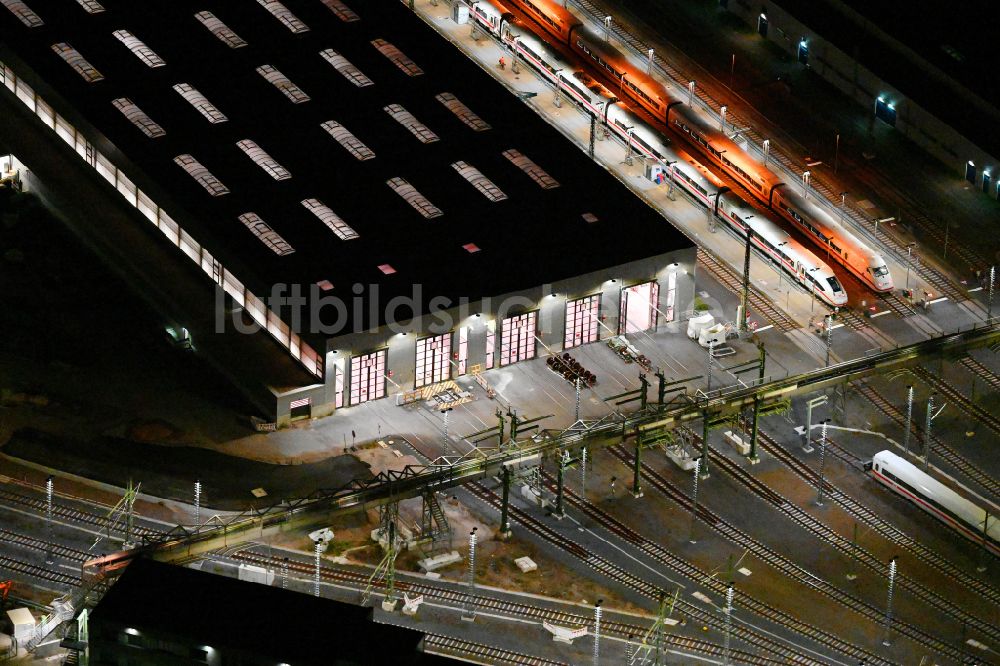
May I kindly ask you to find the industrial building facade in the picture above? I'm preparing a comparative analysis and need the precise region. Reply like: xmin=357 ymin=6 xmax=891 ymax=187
xmin=0 ymin=0 xmax=694 ymax=425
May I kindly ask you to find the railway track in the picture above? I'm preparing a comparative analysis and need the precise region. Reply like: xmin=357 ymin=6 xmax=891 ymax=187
xmin=0 ymin=553 xmax=80 ymax=588
xmin=567 ymin=0 xmax=972 ymax=307
xmin=552 ymin=456 xmax=960 ymax=664
xmin=607 ymin=446 xmax=985 ymax=662
xmin=755 ymin=432 xmax=1000 ymax=611
xmin=960 ymin=356 xmax=1000 ymax=392
xmin=695 ymin=435 xmax=998 ymax=645
xmin=0 ymin=487 xmax=160 ymax=540
xmin=230 ymin=550 xmax=779 ymax=666
xmin=0 ymin=528 xmax=91 ymax=563
xmin=423 ymin=634 xmax=568 ymax=665
xmin=696 ymin=248 xmax=799 ymax=333
xmin=466 ymin=481 xmax=891 ymax=665
xmin=913 ymin=365 xmax=1000 ymax=437
xmin=855 ymin=383 xmax=1000 ymax=499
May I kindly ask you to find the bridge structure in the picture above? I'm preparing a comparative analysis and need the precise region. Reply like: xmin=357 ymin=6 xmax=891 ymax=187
xmin=82 ymin=320 xmax=1000 ymax=582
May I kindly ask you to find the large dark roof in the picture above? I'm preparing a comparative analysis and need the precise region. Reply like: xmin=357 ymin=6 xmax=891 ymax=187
xmin=774 ymin=0 xmax=1000 ymax=158
xmin=0 ymin=0 xmax=691 ymax=344
xmin=90 ymin=558 xmax=457 ymax=665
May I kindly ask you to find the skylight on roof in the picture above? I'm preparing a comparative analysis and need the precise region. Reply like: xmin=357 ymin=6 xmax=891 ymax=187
xmin=112 ymin=30 xmax=166 ymax=68
xmin=173 ymin=154 xmax=229 ymax=197
xmin=194 ymin=11 xmax=247 ymax=49
xmin=317 ymin=279 xmax=334 ymax=291
xmin=2 ymin=0 xmax=43 ymax=28
xmin=51 ymin=43 xmax=104 ymax=83
xmin=320 ymin=121 xmax=375 ymax=161
xmin=463 ymin=243 xmax=481 ymax=253
xmin=173 ymin=83 xmax=227 ymax=123
xmin=237 ymin=140 xmax=291 ymax=181
xmin=256 ymin=0 xmax=309 ymax=33
xmin=239 ymin=213 xmax=295 ymax=256
xmin=75 ymin=0 xmax=103 ymax=13
xmin=112 ymin=98 xmax=165 ymax=138
xmin=319 ymin=49 xmax=374 ymax=88
xmin=256 ymin=65 xmax=310 ymax=104
xmin=387 ymin=177 xmax=443 ymax=219
xmin=371 ymin=39 xmax=423 ymax=77
xmin=502 ymin=149 xmax=560 ymax=189
xmin=321 ymin=0 xmax=360 ymax=22
xmin=452 ymin=161 xmax=507 ymax=202
xmin=302 ymin=199 xmax=359 ymax=241
xmin=384 ymin=105 xmax=439 ymax=144
xmin=378 ymin=264 xmax=396 ymax=275
xmin=435 ymin=93 xmax=491 ymax=132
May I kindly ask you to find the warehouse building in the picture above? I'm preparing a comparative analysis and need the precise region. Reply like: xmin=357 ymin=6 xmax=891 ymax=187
xmin=0 ymin=0 xmax=694 ymax=424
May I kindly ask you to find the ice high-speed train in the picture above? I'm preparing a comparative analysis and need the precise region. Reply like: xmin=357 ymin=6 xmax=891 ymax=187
xmin=868 ymin=450 xmax=999 ymax=556
xmin=468 ymin=12 xmax=848 ymax=306
xmin=472 ymin=0 xmax=893 ymax=294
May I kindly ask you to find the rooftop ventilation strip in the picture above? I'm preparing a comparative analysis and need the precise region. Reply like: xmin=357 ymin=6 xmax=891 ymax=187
xmin=502 ymin=149 xmax=559 ymax=189
xmin=239 ymin=213 xmax=295 ymax=256
xmin=2 ymin=0 xmax=44 ymax=28
xmin=384 ymin=104 xmax=438 ymax=144
xmin=256 ymin=65 xmax=310 ymax=103
xmin=435 ymin=93 xmax=491 ymax=132
xmin=51 ymin=43 xmax=104 ymax=82
xmin=237 ymin=139 xmax=291 ymax=181
xmin=75 ymin=0 xmax=104 ymax=14
xmin=301 ymin=199 xmax=359 ymax=241
xmin=111 ymin=98 xmax=165 ymax=138
xmin=371 ymin=39 xmax=423 ymax=77
xmin=387 ymin=177 xmax=442 ymax=219
xmin=321 ymin=0 xmax=360 ymax=22
xmin=172 ymin=83 xmax=228 ymax=123
xmin=256 ymin=0 xmax=309 ymax=33
xmin=452 ymin=161 xmax=507 ymax=202
xmin=112 ymin=30 xmax=166 ymax=68
xmin=320 ymin=121 xmax=375 ymax=161
xmin=194 ymin=11 xmax=247 ymax=49
xmin=319 ymin=49 xmax=374 ymax=88
xmin=173 ymin=154 xmax=229 ymax=197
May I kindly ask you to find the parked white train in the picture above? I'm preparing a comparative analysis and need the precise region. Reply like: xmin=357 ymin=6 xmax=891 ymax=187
xmin=868 ymin=450 xmax=999 ymax=556
xmin=481 ymin=22 xmax=848 ymax=307
xmin=468 ymin=0 xmax=893 ymax=295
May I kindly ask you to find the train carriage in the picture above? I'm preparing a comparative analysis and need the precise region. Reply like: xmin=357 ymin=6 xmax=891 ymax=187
xmin=869 ymin=450 xmax=999 ymax=556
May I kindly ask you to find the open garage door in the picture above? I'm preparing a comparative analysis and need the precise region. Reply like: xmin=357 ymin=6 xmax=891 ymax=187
xmin=620 ymin=281 xmax=659 ymax=334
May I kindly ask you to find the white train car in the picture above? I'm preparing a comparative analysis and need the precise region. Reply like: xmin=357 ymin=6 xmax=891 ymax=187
xmin=475 ymin=0 xmax=894 ymax=294
xmin=869 ymin=450 xmax=999 ymax=556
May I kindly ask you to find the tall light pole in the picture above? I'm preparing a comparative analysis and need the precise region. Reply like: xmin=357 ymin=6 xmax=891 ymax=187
xmin=762 ymin=139 xmax=770 ymax=167
xmin=922 ymin=393 xmax=938 ymax=469
xmin=45 ymin=475 xmax=54 ymax=565
xmin=689 ymin=458 xmax=701 ymax=543
xmin=688 ymin=80 xmax=696 ymax=107
xmin=988 ymin=265 xmax=996 ymax=321
xmin=313 ymin=539 xmax=322 ymax=597
xmin=462 ymin=528 xmax=478 ymax=621
xmin=839 ymin=192 xmax=848 ymax=226
xmin=194 ymin=480 xmax=201 ymax=528
xmin=882 ymin=557 xmax=898 ymax=646
xmin=824 ymin=314 xmax=833 ymax=367
xmin=904 ymin=243 xmax=916 ymax=295
xmin=902 ymin=385 xmax=914 ymax=454
xmin=815 ymin=419 xmax=831 ymax=506
xmin=802 ymin=170 xmax=811 ymax=197
xmin=592 ymin=599 xmax=603 ymax=666
xmin=723 ymin=585 xmax=735 ymax=665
